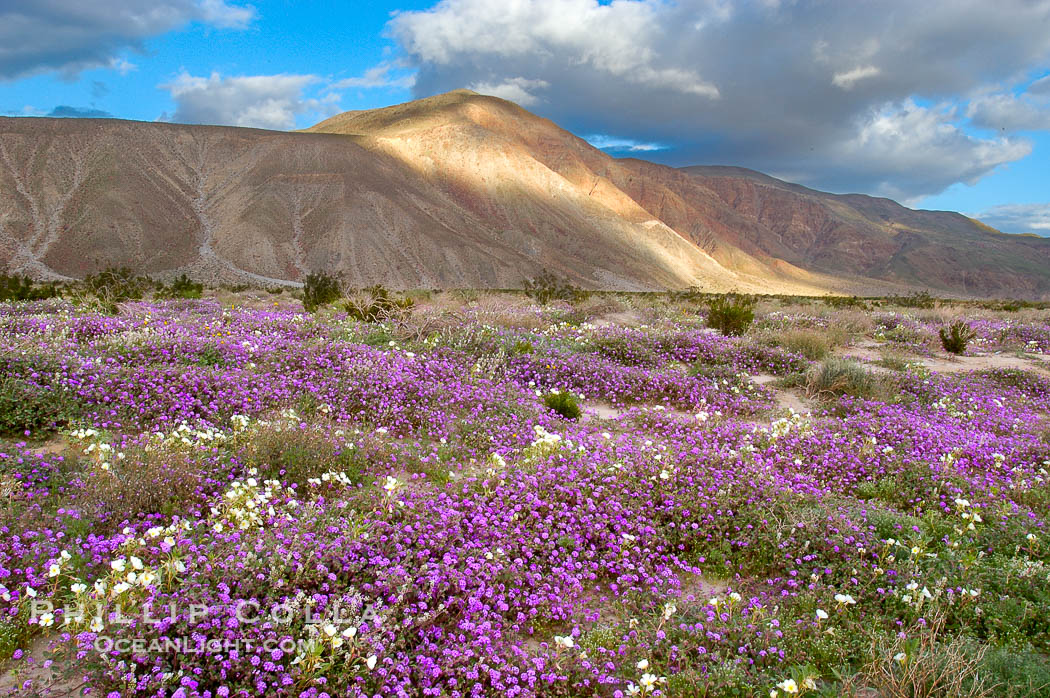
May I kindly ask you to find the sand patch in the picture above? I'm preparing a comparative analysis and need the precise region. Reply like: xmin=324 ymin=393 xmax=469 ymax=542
xmin=591 ymin=310 xmax=643 ymax=328
xmin=0 ymin=634 xmax=81 ymax=696
xmin=750 ymin=374 xmax=812 ymax=414
xmin=918 ymin=353 xmax=1050 ymax=376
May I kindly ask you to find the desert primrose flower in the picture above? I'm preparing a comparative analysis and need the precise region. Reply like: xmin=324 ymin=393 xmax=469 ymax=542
xmin=553 ymin=635 xmax=575 ymax=649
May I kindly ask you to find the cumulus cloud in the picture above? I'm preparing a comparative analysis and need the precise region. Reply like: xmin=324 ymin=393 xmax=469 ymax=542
xmin=160 ymin=72 xmax=335 ymax=130
xmin=389 ymin=0 xmax=719 ymax=98
xmin=967 ymin=92 xmax=1050 ymax=132
xmin=469 ymin=78 xmax=549 ymax=106
xmin=974 ymin=203 xmax=1050 ymax=236
xmin=0 ymin=0 xmax=255 ymax=80
xmin=828 ymin=101 xmax=1031 ymax=203
xmin=385 ymin=0 xmax=1050 ymax=200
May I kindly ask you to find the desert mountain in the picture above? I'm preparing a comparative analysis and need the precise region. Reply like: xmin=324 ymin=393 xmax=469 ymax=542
xmin=1 ymin=89 xmax=1047 ymax=296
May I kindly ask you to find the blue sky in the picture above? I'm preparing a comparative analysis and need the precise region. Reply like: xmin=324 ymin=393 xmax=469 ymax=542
xmin=1 ymin=0 xmax=1048 ymax=235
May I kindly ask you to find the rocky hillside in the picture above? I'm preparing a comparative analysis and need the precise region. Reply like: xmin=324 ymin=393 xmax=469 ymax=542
xmin=1 ymin=89 xmax=1047 ymax=297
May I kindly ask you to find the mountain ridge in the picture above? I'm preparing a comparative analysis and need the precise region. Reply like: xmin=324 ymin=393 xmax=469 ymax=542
xmin=1 ymin=89 xmax=1047 ymax=297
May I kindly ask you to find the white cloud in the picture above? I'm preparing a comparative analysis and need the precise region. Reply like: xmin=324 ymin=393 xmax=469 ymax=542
xmin=0 ymin=1 xmax=256 ymax=80
xmin=390 ymin=0 xmax=719 ymax=98
xmin=386 ymin=0 xmax=1050 ymax=200
xmin=197 ymin=0 xmax=255 ymax=28
xmin=333 ymin=62 xmax=416 ymax=90
xmin=974 ymin=203 xmax=1050 ymax=236
xmin=833 ymin=100 xmax=1031 ymax=202
xmin=469 ymin=78 xmax=549 ymax=106
xmin=160 ymin=72 xmax=333 ymax=130
xmin=832 ymin=65 xmax=881 ymax=90
xmin=967 ymin=92 xmax=1050 ymax=132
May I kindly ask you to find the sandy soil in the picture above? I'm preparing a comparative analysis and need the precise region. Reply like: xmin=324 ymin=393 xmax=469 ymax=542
xmin=750 ymin=374 xmax=813 ymax=414
xmin=591 ymin=310 xmax=643 ymax=328
xmin=916 ymin=353 xmax=1050 ymax=376
xmin=0 ymin=634 xmax=81 ymax=696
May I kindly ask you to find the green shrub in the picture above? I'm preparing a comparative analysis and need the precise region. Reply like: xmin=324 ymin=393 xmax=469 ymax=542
xmin=302 ymin=271 xmax=342 ymax=312
xmin=669 ymin=285 xmax=705 ymax=305
xmin=344 ymin=285 xmax=414 ymax=323
xmin=510 ymin=340 xmax=534 ymax=355
xmin=889 ymin=290 xmax=936 ymax=309
xmin=197 ymin=345 xmax=226 ymax=367
xmin=705 ymin=294 xmax=755 ymax=336
xmin=824 ymin=295 xmax=868 ymax=309
xmin=543 ymin=391 xmax=582 ymax=420
xmin=158 ymin=274 xmax=203 ymax=299
xmin=523 ymin=269 xmax=588 ymax=305
xmin=939 ymin=321 xmax=977 ymax=355
xmin=0 ymin=274 xmax=60 ymax=303
xmin=593 ymin=335 xmax=658 ymax=366
xmin=979 ymin=645 xmax=1050 ymax=697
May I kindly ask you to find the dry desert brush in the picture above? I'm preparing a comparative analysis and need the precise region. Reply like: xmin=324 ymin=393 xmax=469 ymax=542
xmin=344 ymin=285 xmax=415 ymax=323
xmin=523 ymin=269 xmax=589 ymax=305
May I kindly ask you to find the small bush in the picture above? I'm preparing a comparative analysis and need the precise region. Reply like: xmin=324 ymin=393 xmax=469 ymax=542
xmin=669 ymin=285 xmax=705 ymax=305
xmin=939 ymin=321 xmax=976 ymax=355
xmin=855 ymin=616 xmax=994 ymax=698
xmin=806 ymin=358 xmax=883 ymax=400
xmin=593 ymin=335 xmax=658 ymax=366
xmin=302 ymin=271 xmax=342 ymax=312
xmin=889 ymin=290 xmax=936 ymax=309
xmin=197 ymin=345 xmax=226 ymax=368
xmin=80 ymin=447 xmax=209 ymax=529
xmin=979 ymin=645 xmax=1050 ymax=697
xmin=543 ymin=391 xmax=582 ymax=420
xmin=876 ymin=351 xmax=914 ymax=372
xmin=705 ymin=294 xmax=755 ymax=336
xmin=344 ymin=285 xmax=414 ymax=323
xmin=523 ymin=269 xmax=588 ymax=305
xmin=158 ymin=273 xmax=204 ymax=299
xmin=510 ymin=340 xmax=534 ymax=355
xmin=824 ymin=295 xmax=868 ymax=309
xmin=246 ymin=428 xmax=365 ymax=489
xmin=775 ymin=329 xmax=831 ymax=361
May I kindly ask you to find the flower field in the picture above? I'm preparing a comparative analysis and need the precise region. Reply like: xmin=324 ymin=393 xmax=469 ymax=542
xmin=1 ymin=291 xmax=1049 ymax=697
